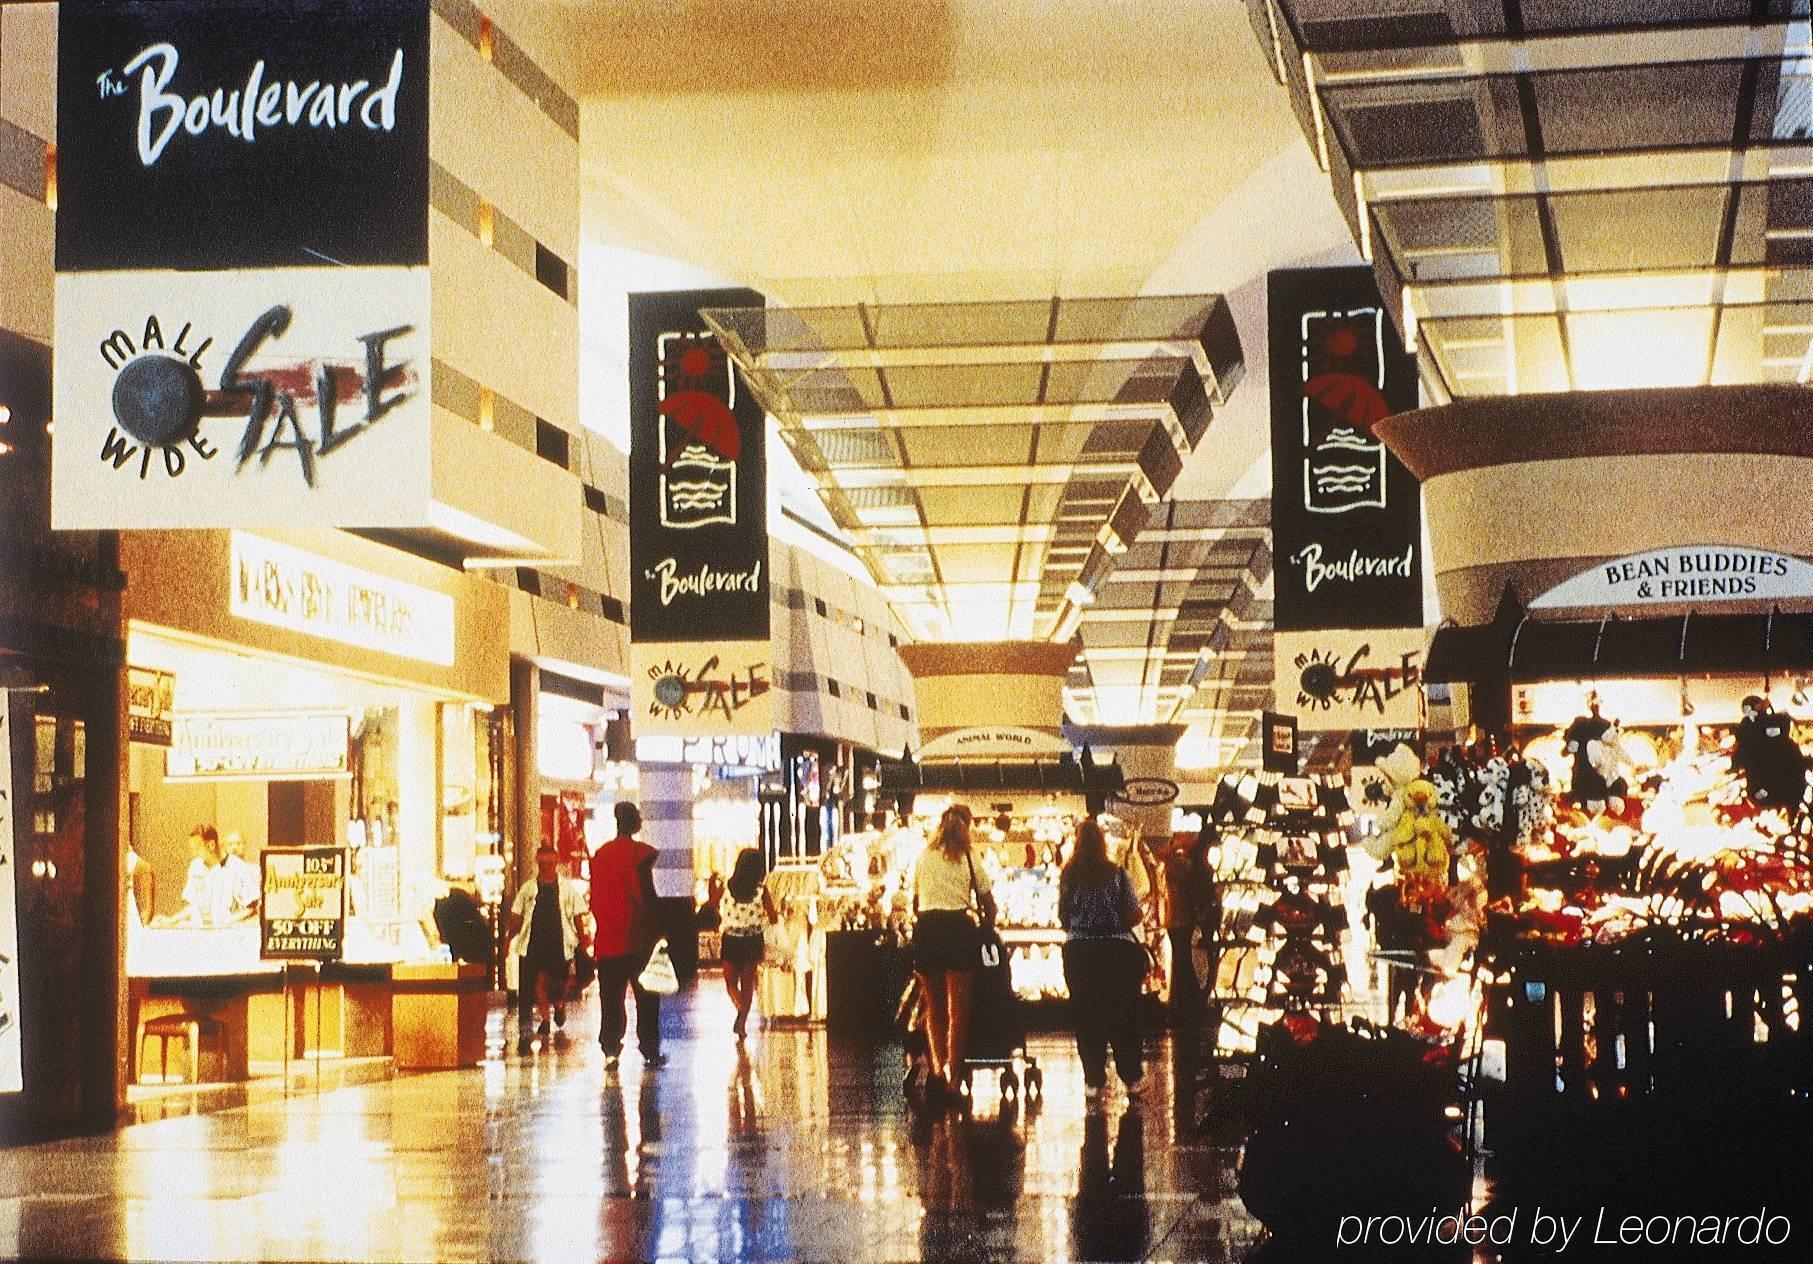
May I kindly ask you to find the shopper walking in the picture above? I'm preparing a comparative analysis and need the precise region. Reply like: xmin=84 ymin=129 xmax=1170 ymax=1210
xmin=507 ymin=844 xmax=585 ymax=1053
xmin=911 ymin=804 xmax=995 ymax=1100
xmin=590 ymin=801 xmax=664 ymax=1068
xmin=1060 ymin=817 xmax=1145 ymax=1099
xmin=718 ymin=847 xmax=776 ymax=1039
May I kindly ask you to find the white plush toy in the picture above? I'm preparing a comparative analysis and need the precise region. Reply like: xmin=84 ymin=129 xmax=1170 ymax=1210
xmin=1368 ymin=743 xmax=1428 ymax=861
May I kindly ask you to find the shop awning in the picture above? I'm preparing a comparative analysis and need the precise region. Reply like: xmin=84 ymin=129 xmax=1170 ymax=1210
xmin=1424 ymin=608 xmax=1813 ymax=684
xmin=878 ymin=753 xmax=1126 ymax=797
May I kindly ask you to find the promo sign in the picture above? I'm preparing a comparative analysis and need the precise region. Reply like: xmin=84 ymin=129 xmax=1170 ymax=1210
xmin=632 ymin=643 xmax=776 ymax=739
xmin=1113 ymin=777 xmax=1181 ymax=808
xmin=166 ymin=711 xmax=351 ymax=780
xmin=1268 ymin=268 xmax=1422 ymax=632
xmin=627 ymin=289 xmax=770 ymax=645
xmin=127 ymin=666 xmax=176 ymax=745
xmin=1274 ymin=628 xmax=1427 ymax=732
xmin=53 ymin=0 xmax=431 ymax=530
xmin=0 ymin=695 xmax=22 ymax=1093
xmin=1530 ymin=546 xmax=1813 ymax=611
xmin=1262 ymin=711 xmax=1300 ymax=774
xmin=260 ymin=847 xmax=347 ymax=961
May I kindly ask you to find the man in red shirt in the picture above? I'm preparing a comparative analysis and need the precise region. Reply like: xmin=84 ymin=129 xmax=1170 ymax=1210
xmin=589 ymin=801 xmax=664 ymax=1067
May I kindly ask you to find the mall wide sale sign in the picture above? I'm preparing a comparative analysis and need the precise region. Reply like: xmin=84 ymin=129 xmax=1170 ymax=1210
xmin=52 ymin=0 xmax=432 ymax=528
xmin=628 ymin=289 xmax=775 ymax=738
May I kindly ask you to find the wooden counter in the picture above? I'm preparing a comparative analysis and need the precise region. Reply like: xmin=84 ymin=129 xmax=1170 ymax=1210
xmin=390 ymin=962 xmax=491 ymax=1069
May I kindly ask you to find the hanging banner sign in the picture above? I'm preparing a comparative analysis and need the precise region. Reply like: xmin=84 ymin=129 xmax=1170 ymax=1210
xmin=1268 ymin=268 xmax=1422 ymax=632
xmin=632 ymin=641 xmax=776 ymax=739
xmin=1530 ymin=546 xmax=1813 ymax=611
xmin=52 ymin=0 xmax=432 ymax=530
xmin=167 ymin=711 xmax=351 ymax=780
xmin=127 ymin=666 xmax=176 ymax=745
xmin=0 ymin=695 xmax=22 ymax=1093
xmin=1275 ymin=628 xmax=1427 ymax=731
xmin=627 ymin=288 xmax=771 ymax=646
xmin=260 ymin=847 xmax=347 ymax=960
xmin=917 ymin=726 xmax=1073 ymax=762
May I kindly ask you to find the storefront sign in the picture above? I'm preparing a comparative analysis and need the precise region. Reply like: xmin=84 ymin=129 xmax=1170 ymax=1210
xmin=52 ymin=0 xmax=432 ymax=529
xmin=1262 ymin=710 xmax=1300 ymax=774
xmin=166 ymin=710 xmax=350 ymax=780
xmin=260 ymin=847 xmax=347 ymax=960
xmin=1275 ymin=628 xmax=1427 ymax=731
xmin=628 ymin=289 xmax=770 ymax=645
xmin=1112 ymin=777 xmax=1181 ymax=807
xmin=917 ymin=726 xmax=1073 ymax=762
xmin=634 ymin=732 xmax=782 ymax=770
xmin=0 ymin=695 xmax=23 ymax=1093
xmin=632 ymin=641 xmax=776 ymax=738
xmin=227 ymin=533 xmax=454 ymax=664
xmin=127 ymin=666 xmax=176 ymax=745
xmin=1530 ymin=546 xmax=1813 ymax=611
xmin=1268 ymin=268 xmax=1422 ymax=632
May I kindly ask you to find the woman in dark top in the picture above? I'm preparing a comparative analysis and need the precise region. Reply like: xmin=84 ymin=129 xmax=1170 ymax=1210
xmin=1059 ymin=818 xmax=1145 ymax=1098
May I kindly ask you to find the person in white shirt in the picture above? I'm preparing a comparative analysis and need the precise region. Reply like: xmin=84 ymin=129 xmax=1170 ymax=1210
xmin=180 ymin=826 xmax=257 ymax=926
xmin=507 ymin=845 xmax=588 ymax=1053
xmin=911 ymin=805 xmax=996 ymax=1102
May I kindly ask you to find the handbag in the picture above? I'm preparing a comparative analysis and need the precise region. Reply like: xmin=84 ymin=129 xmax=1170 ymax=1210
xmin=637 ymin=939 xmax=680 ymax=996
xmin=966 ymin=852 xmax=1004 ymax=970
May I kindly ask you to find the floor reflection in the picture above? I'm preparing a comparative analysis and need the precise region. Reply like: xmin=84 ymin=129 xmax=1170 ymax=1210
xmin=0 ymin=986 xmax=1263 ymax=1262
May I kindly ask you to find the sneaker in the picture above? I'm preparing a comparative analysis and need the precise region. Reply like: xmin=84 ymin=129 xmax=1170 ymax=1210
xmin=553 ymin=1006 xmax=566 ymax=1030
xmin=642 ymin=1051 xmax=667 ymax=1067
xmin=536 ymin=1020 xmax=551 ymax=1039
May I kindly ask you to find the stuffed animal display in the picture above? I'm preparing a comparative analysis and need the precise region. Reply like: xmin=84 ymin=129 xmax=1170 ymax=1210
xmin=1365 ymin=744 xmax=1455 ymax=892
xmin=1732 ymin=697 xmax=1810 ymax=811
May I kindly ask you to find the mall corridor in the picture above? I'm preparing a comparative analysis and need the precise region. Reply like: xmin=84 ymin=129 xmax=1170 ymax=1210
xmin=0 ymin=987 xmax=1257 ymax=1263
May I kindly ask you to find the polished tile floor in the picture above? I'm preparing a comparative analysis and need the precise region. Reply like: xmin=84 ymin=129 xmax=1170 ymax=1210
xmin=1 ymin=986 xmax=1260 ymax=1263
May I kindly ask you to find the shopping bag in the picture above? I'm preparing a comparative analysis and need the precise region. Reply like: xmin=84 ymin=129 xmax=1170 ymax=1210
xmin=637 ymin=940 xmax=680 ymax=995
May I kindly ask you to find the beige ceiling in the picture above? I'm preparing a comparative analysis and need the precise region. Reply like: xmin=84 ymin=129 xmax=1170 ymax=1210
xmin=513 ymin=0 xmax=1363 ymax=501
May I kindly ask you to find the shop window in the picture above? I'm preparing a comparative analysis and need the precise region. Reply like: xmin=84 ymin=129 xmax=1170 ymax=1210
xmin=583 ymin=484 xmax=609 ymax=516
xmin=601 ymin=595 xmax=626 ymax=624
xmin=516 ymin=568 xmax=541 ymax=596
xmin=867 ymin=691 xmax=878 ymax=710
xmin=826 ymin=678 xmax=842 ymax=698
xmin=814 ymin=598 xmax=829 ymax=618
xmin=898 ymin=703 xmax=910 ymax=720
xmin=535 ymin=418 xmax=569 ymax=468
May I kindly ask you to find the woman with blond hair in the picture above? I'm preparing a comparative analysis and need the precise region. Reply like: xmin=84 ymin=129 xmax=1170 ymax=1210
xmin=910 ymin=804 xmax=995 ymax=1101
xmin=1061 ymin=816 xmax=1145 ymax=1099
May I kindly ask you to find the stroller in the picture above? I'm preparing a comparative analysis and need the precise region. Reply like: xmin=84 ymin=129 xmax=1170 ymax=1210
xmin=899 ymin=930 xmax=1043 ymax=1104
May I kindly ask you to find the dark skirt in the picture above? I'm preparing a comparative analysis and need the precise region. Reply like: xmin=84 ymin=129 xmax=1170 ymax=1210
xmin=913 ymin=909 xmax=980 ymax=975
xmin=722 ymin=932 xmax=765 ymax=967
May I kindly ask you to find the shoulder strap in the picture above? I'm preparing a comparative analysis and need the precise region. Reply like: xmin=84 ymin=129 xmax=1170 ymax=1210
xmin=965 ymin=848 xmax=980 ymax=910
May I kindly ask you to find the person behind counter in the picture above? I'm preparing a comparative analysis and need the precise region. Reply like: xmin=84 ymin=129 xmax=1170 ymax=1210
xmin=180 ymin=825 xmax=259 ymax=926
xmin=718 ymin=848 xmax=777 ymax=1040
xmin=911 ymin=804 xmax=995 ymax=1103
xmin=1060 ymin=817 xmax=1145 ymax=1101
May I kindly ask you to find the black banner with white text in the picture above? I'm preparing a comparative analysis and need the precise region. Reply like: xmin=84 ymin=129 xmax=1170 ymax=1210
xmin=1268 ymin=267 xmax=1422 ymax=632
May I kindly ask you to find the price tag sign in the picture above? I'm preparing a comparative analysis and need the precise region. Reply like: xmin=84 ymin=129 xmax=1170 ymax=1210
xmin=260 ymin=847 xmax=347 ymax=961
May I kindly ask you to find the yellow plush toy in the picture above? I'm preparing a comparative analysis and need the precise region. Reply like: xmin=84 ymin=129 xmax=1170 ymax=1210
xmin=1383 ymin=778 xmax=1451 ymax=885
